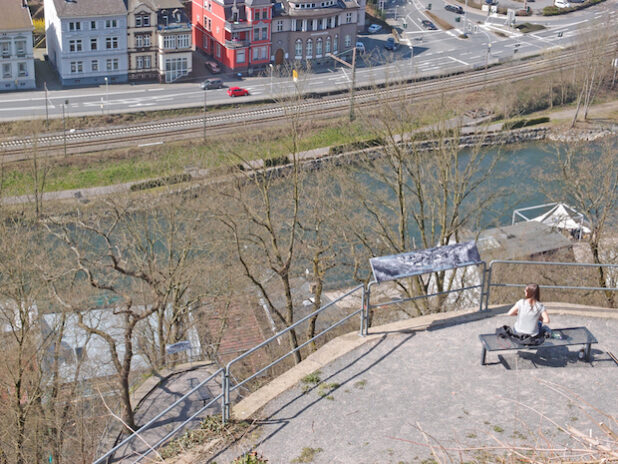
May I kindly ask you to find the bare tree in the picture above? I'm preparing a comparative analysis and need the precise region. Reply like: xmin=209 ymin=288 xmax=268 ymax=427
xmin=48 ymin=195 xmax=209 ymax=432
xmin=542 ymin=137 xmax=617 ymax=306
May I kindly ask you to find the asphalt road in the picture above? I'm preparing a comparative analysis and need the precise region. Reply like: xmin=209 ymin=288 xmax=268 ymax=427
xmin=0 ymin=2 xmax=615 ymax=122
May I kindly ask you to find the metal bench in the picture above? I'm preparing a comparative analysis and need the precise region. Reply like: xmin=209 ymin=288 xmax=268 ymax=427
xmin=479 ymin=327 xmax=598 ymax=365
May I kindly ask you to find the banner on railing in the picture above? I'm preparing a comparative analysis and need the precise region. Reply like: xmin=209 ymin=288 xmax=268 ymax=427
xmin=370 ymin=241 xmax=482 ymax=283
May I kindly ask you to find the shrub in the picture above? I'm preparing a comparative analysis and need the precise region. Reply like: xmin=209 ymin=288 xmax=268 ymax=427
xmin=129 ymin=173 xmax=192 ymax=191
xmin=503 ymin=116 xmax=550 ymax=130
xmin=264 ymin=155 xmax=289 ymax=168
xmin=329 ymin=137 xmax=383 ymax=155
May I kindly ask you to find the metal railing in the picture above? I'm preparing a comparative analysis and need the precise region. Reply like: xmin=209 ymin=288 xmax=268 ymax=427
xmin=93 ymin=368 xmax=224 ymax=464
xmin=223 ymin=284 xmax=365 ymax=419
xmin=483 ymin=260 xmax=618 ymax=311
xmin=93 ymin=259 xmax=617 ymax=463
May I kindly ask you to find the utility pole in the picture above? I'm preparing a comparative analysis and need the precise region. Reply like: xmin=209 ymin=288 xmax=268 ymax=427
xmin=464 ymin=0 xmax=468 ymax=37
xmin=203 ymin=89 xmax=207 ymax=141
xmin=62 ymin=99 xmax=68 ymax=157
xmin=269 ymin=63 xmax=274 ymax=96
xmin=104 ymin=76 xmax=109 ymax=113
xmin=44 ymin=81 xmax=49 ymax=125
xmin=327 ymin=47 xmax=357 ymax=121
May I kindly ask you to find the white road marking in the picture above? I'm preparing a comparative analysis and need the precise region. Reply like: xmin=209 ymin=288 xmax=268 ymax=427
xmin=448 ymin=56 xmax=469 ymax=65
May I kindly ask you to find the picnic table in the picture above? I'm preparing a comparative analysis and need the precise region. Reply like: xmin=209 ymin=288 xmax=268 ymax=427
xmin=479 ymin=327 xmax=598 ymax=365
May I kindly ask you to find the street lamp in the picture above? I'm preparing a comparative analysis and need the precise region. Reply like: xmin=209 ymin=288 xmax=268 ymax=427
xmin=62 ymin=99 xmax=69 ymax=157
xmin=104 ymin=76 xmax=109 ymax=113
xmin=269 ymin=63 xmax=274 ymax=97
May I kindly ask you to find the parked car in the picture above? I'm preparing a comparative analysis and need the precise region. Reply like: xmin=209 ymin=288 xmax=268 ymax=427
xmin=205 ymin=60 xmax=221 ymax=73
xmin=384 ymin=37 xmax=399 ymax=51
xmin=368 ymin=24 xmax=382 ymax=33
xmin=201 ymin=78 xmax=223 ymax=90
xmin=355 ymin=41 xmax=366 ymax=53
xmin=227 ymin=86 xmax=249 ymax=97
xmin=554 ymin=0 xmax=570 ymax=6
xmin=445 ymin=4 xmax=464 ymax=13
xmin=421 ymin=20 xmax=437 ymax=30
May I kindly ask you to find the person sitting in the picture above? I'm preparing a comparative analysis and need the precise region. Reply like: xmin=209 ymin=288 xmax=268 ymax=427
xmin=508 ymin=283 xmax=550 ymax=338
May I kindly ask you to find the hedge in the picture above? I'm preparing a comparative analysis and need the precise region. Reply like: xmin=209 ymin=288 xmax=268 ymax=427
xmin=130 ymin=173 xmax=192 ymax=191
xmin=503 ymin=116 xmax=550 ymax=130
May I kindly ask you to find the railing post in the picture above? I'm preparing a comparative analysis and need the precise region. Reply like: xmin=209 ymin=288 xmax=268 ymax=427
xmin=360 ymin=284 xmax=366 ymax=336
xmin=223 ymin=369 xmax=230 ymax=424
xmin=221 ymin=370 xmax=227 ymax=425
xmin=478 ymin=262 xmax=486 ymax=312
xmin=484 ymin=264 xmax=493 ymax=311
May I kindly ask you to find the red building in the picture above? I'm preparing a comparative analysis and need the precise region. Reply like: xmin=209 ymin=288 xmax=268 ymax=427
xmin=192 ymin=0 xmax=272 ymax=71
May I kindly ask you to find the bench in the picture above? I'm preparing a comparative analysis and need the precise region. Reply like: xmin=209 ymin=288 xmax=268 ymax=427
xmin=479 ymin=326 xmax=598 ymax=366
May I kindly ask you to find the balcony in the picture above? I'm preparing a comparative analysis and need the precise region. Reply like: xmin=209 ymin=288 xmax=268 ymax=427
xmin=157 ymin=22 xmax=191 ymax=32
xmin=225 ymin=38 xmax=249 ymax=48
xmin=224 ymin=20 xmax=253 ymax=32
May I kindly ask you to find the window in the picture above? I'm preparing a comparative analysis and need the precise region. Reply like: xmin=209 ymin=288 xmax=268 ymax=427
xmin=69 ymin=21 xmax=81 ymax=31
xmin=69 ymin=40 xmax=82 ymax=52
xmin=163 ymin=36 xmax=175 ymax=49
xmin=204 ymin=16 xmax=211 ymax=31
xmin=2 ymin=63 xmax=11 ymax=78
xmin=106 ymin=58 xmax=119 ymax=71
xmin=70 ymin=61 xmax=83 ymax=73
xmin=177 ymin=34 xmax=190 ymax=48
xmin=327 ymin=17 xmax=332 ymax=28
xmin=307 ymin=19 xmax=313 ymax=31
xmin=91 ymin=60 xmax=98 ymax=71
xmin=216 ymin=43 xmax=221 ymax=58
xmin=90 ymin=38 xmax=97 ymax=50
xmin=276 ymin=20 xmax=283 ymax=32
xmin=261 ymin=27 xmax=268 ymax=40
xmin=135 ymin=15 xmax=150 ymax=27
xmin=91 ymin=20 xmax=97 ymax=29
xmin=202 ymin=34 xmax=209 ymax=50
xmin=253 ymin=27 xmax=259 ymax=40
xmin=136 ymin=35 xmax=143 ymax=48
xmin=136 ymin=16 xmax=142 ymax=27
xmin=333 ymin=34 xmax=338 ymax=53
xmin=15 ymin=40 xmax=26 ymax=56
xmin=325 ymin=36 xmax=331 ymax=54
xmin=0 ymin=41 xmax=10 ymax=57
xmin=346 ymin=12 xmax=352 ymax=23
xmin=255 ymin=10 xmax=260 ymax=20
xmin=295 ymin=20 xmax=302 ymax=32
xmin=237 ymin=49 xmax=245 ymax=63
xmin=105 ymin=19 xmax=118 ymax=28
xmin=344 ymin=34 xmax=351 ymax=47
xmin=143 ymin=15 xmax=150 ymax=26
xmin=137 ymin=56 xmax=144 ymax=69
xmin=306 ymin=39 xmax=312 ymax=58
xmin=295 ymin=38 xmax=302 ymax=58
xmin=143 ymin=35 xmax=151 ymax=47
xmin=317 ymin=19 xmax=323 ymax=30
xmin=316 ymin=37 xmax=322 ymax=56
xmin=106 ymin=37 xmax=119 ymax=49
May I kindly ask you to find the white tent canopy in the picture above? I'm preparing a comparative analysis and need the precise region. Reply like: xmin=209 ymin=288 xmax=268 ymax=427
xmin=512 ymin=203 xmax=591 ymax=237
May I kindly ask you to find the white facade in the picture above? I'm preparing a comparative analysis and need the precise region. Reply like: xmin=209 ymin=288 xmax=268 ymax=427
xmin=0 ymin=2 xmax=36 ymax=91
xmin=44 ymin=0 xmax=128 ymax=86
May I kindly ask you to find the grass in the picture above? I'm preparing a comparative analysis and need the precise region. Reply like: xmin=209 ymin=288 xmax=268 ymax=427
xmin=516 ymin=22 xmax=546 ymax=33
xmin=291 ymin=447 xmax=323 ymax=463
xmin=424 ymin=11 xmax=454 ymax=30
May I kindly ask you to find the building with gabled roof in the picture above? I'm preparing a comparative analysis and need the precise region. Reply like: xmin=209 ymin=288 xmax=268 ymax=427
xmin=44 ymin=0 xmax=128 ymax=86
xmin=0 ymin=0 xmax=36 ymax=91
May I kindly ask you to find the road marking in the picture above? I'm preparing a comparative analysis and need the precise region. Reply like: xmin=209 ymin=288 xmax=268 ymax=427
xmin=448 ymin=56 xmax=469 ymax=65
xmin=129 ymin=103 xmax=156 ymax=107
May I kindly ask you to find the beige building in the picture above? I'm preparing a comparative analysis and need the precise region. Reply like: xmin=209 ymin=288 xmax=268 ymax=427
xmin=127 ymin=0 xmax=192 ymax=83
xmin=270 ymin=0 xmax=360 ymax=66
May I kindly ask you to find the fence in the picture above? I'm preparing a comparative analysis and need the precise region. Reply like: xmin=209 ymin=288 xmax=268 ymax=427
xmin=93 ymin=260 xmax=617 ymax=463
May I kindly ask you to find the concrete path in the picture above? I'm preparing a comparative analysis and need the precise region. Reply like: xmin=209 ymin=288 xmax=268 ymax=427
xmin=209 ymin=308 xmax=617 ymax=463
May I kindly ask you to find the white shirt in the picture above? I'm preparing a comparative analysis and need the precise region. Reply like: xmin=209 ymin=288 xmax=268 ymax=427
xmin=514 ymin=299 xmax=546 ymax=336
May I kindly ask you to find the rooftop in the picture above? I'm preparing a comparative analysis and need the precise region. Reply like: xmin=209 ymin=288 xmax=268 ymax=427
xmin=0 ymin=1 xmax=33 ymax=32
xmin=51 ymin=0 xmax=126 ymax=18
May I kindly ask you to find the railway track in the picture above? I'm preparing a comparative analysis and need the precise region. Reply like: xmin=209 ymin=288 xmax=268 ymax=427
xmin=0 ymin=47 xmax=608 ymax=161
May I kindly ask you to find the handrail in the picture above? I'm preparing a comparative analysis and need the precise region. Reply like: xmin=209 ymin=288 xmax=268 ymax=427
xmin=94 ymin=259 xmax=617 ymax=462
xmin=484 ymin=260 xmax=618 ymax=310
xmin=92 ymin=368 xmax=224 ymax=464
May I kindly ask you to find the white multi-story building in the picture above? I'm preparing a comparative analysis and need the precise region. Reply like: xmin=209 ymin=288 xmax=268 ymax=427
xmin=44 ymin=0 xmax=128 ymax=86
xmin=0 ymin=0 xmax=36 ymax=91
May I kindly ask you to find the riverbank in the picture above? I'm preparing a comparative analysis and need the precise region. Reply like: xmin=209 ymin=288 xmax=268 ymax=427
xmin=1 ymin=98 xmax=616 ymax=207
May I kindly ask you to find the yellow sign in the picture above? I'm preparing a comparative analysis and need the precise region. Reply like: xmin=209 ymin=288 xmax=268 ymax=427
xmin=292 ymin=69 xmax=298 ymax=82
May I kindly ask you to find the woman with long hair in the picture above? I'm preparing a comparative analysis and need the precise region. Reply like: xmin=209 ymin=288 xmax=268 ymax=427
xmin=507 ymin=283 xmax=550 ymax=336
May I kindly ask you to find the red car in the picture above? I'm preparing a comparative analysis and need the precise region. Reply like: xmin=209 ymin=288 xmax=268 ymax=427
xmin=227 ymin=86 xmax=249 ymax=97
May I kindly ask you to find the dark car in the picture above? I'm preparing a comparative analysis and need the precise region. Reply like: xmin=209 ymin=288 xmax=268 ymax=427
xmin=445 ymin=4 xmax=464 ymax=13
xmin=384 ymin=37 xmax=399 ymax=51
xmin=227 ymin=86 xmax=249 ymax=97
xmin=421 ymin=19 xmax=437 ymax=30
xmin=204 ymin=60 xmax=221 ymax=73
xmin=201 ymin=78 xmax=223 ymax=90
